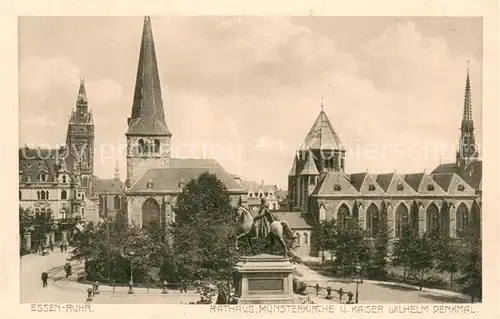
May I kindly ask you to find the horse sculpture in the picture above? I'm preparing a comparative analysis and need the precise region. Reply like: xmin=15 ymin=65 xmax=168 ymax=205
xmin=235 ymin=205 xmax=294 ymax=257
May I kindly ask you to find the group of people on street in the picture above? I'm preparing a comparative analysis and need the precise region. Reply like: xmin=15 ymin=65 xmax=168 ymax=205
xmin=59 ymin=241 xmax=69 ymax=253
xmin=35 ymin=241 xmax=69 ymax=255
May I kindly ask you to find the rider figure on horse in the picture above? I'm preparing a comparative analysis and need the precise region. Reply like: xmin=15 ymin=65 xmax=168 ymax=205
xmin=253 ymin=198 xmax=274 ymax=238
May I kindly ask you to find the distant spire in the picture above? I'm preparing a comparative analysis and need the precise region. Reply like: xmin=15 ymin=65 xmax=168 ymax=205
xmin=320 ymin=94 xmax=324 ymax=111
xmin=463 ymin=65 xmax=472 ymax=123
xmin=77 ymin=77 xmax=88 ymax=104
xmin=126 ymin=16 xmax=171 ymax=136
xmin=114 ymin=161 xmax=120 ymax=180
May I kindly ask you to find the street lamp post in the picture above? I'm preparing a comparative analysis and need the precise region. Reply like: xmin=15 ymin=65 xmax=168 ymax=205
xmin=128 ymin=251 xmax=135 ymax=294
xmin=355 ymin=264 xmax=362 ymax=304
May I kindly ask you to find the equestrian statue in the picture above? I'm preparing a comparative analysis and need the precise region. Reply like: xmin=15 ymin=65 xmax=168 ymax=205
xmin=235 ymin=198 xmax=294 ymax=257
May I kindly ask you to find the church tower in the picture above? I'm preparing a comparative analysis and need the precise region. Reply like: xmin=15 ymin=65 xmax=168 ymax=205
xmin=125 ymin=16 xmax=172 ymax=188
xmin=456 ymin=67 xmax=479 ymax=170
xmin=66 ymin=78 xmax=95 ymax=194
xmin=288 ymin=98 xmax=345 ymax=211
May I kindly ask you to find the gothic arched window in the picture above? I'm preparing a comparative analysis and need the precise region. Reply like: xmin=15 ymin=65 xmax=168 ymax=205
xmin=154 ymin=139 xmax=160 ymax=153
xmin=138 ymin=139 xmax=145 ymax=154
xmin=366 ymin=204 xmax=379 ymax=237
xmin=395 ymin=204 xmax=409 ymax=238
xmin=296 ymin=232 xmax=301 ymax=245
xmin=114 ymin=195 xmax=121 ymax=210
xmin=337 ymin=203 xmax=350 ymax=230
xmin=456 ymin=203 xmax=469 ymax=236
xmin=303 ymin=232 xmax=309 ymax=245
xmin=61 ymin=190 xmax=67 ymax=200
xmin=426 ymin=203 xmax=439 ymax=233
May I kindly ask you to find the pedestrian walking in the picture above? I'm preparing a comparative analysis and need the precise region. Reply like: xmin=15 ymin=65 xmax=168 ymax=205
xmin=41 ymin=271 xmax=48 ymax=287
xmin=315 ymin=283 xmax=320 ymax=296
xmin=63 ymin=242 xmax=68 ymax=252
xmin=59 ymin=243 xmax=64 ymax=253
xmin=49 ymin=242 xmax=54 ymax=252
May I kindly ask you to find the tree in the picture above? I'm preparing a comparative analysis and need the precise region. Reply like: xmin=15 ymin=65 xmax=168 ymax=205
xmin=391 ymin=225 xmax=417 ymax=281
xmin=314 ymin=218 xmax=337 ymax=264
xmin=435 ymin=236 xmax=460 ymax=288
xmin=408 ymin=232 xmax=435 ymax=291
xmin=334 ymin=218 xmax=370 ymax=276
xmin=456 ymin=228 xmax=482 ymax=302
xmin=170 ymin=172 xmax=240 ymax=281
xmin=366 ymin=218 xmax=391 ymax=279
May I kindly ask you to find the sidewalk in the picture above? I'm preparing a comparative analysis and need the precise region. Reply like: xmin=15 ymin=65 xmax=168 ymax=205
xmin=51 ymin=261 xmax=200 ymax=296
xmin=294 ymin=263 xmax=468 ymax=300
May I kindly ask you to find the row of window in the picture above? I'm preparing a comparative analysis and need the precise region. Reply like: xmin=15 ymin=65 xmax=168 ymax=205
xmin=98 ymin=195 xmax=122 ymax=210
xmin=136 ymin=139 xmax=161 ymax=154
xmin=248 ymin=192 xmax=275 ymax=198
xmin=19 ymin=190 xmax=83 ymax=201
xmin=335 ymin=202 xmax=479 ymax=238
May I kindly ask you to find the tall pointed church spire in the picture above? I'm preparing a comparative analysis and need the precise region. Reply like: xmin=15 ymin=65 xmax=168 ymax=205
xmin=77 ymin=78 xmax=88 ymax=104
xmin=126 ymin=16 xmax=171 ymax=136
xmin=114 ymin=161 xmax=120 ymax=181
xmin=456 ymin=65 xmax=478 ymax=168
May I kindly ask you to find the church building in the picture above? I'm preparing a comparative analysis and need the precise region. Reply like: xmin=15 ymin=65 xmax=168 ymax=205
xmin=286 ymin=69 xmax=482 ymax=257
xmin=124 ymin=17 xmax=247 ymax=228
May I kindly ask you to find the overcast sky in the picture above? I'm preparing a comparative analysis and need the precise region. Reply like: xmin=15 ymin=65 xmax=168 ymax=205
xmin=19 ymin=16 xmax=482 ymax=188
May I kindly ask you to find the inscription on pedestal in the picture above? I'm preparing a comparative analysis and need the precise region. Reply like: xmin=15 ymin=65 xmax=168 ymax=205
xmin=248 ymin=278 xmax=283 ymax=291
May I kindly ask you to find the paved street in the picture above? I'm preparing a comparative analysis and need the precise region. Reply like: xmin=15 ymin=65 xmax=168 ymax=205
xmin=20 ymin=250 xmax=200 ymax=304
xmin=294 ymin=264 xmax=470 ymax=304
xmin=21 ymin=250 xmax=469 ymax=304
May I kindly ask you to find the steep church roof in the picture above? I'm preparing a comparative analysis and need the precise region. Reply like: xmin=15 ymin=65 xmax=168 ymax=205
xmin=300 ymin=152 xmax=320 ymax=175
xmin=128 ymin=159 xmax=245 ymax=193
xmin=299 ymin=110 xmax=344 ymax=151
xmin=126 ymin=16 xmax=171 ymax=136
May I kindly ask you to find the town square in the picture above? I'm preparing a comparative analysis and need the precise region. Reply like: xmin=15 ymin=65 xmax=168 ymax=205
xmin=18 ymin=16 xmax=482 ymax=305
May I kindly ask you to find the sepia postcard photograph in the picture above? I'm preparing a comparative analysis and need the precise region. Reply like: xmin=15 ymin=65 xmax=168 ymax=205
xmin=3 ymin=1 xmax=498 ymax=317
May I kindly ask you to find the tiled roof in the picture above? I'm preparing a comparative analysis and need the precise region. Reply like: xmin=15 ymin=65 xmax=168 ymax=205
xmin=129 ymin=159 xmax=246 ymax=193
xmin=19 ymin=147 xmax=75 ymax=183
xmin=299 ymin=110 xmax=344 ymax=151
xmin=374 ymin=173 xmax=395 ymax=192
xmin=271 ymin=212 xmax=315 ymax=229
xmin=431 ymin=173 xmax=455 ymax=191
xmin=92 ymin=178 xmax=125 ymax=194
xmin=312 ymin=171 xmax=359 ymax=196
xmin=300 ymin=153 xmax=319 ymax=175
xmin=241 ymin=181 xmax=278 ymax=194
xmin=431 ymin=163 xmax=459 ymax=174
xmin=461 ymin=160 xmax=482 ymax=190
xmin=288 ymin=157 xmax=298 ymax=176
xmin=126 ymin=17 xmax=171 ymax=137
xmin=348 ymin=173 xmax=367 ymax=191
xmin=403 ymin=173 xmax=425 ymax=192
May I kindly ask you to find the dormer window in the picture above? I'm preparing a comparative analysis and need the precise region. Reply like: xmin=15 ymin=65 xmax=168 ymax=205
xmin=458 ymin=184 xmax=465 ymax=191
xmin=396 ymin=184 xmax=404 ymax=191
xmin=147 ymin=178 xmax=154 ymax=189
xmin=37 ymin=163 xmax=42 ymax=168
xmin=368 ymin=184 xmax=376 ymax=191
xmin=427 ymin=184 xmax=435 ymax=191
xmin=334 ymin=184 xmax=341 ymax=191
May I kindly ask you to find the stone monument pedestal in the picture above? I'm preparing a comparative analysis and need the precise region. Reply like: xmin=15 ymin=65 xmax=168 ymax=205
xmin=233 ymin=254 xmax=295 ymax=304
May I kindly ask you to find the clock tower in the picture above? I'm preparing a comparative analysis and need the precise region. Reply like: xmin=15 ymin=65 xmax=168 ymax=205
xmin=66 ymin=78 xmax=95 ymax=195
